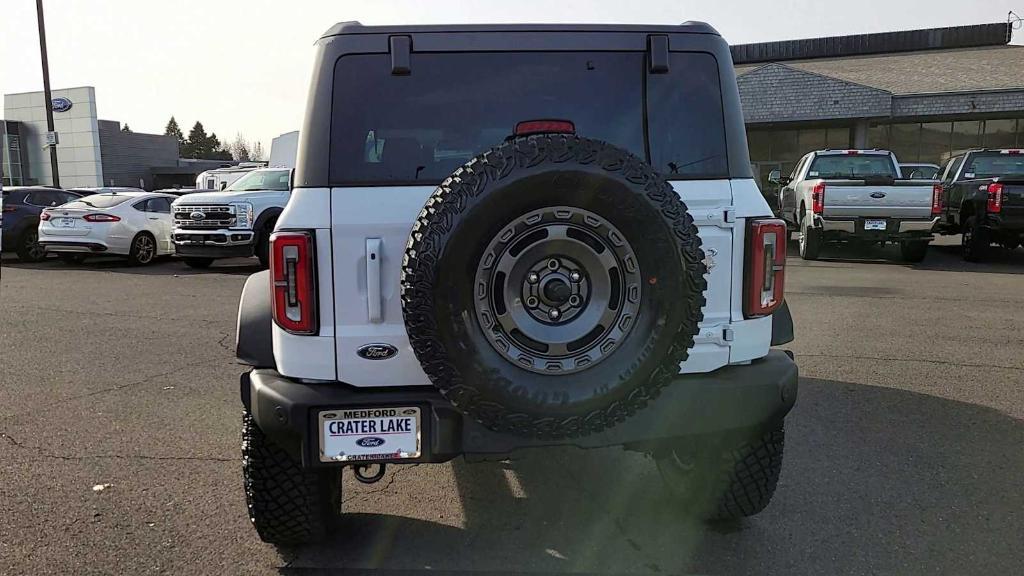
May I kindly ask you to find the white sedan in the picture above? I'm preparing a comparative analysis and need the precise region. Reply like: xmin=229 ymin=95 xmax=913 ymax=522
xmin=38 ymin=191 xmax=176 ymax=265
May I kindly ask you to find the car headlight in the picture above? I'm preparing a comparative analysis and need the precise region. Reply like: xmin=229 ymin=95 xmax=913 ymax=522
xmin=231 ymin=202 xmax=254 ymax=229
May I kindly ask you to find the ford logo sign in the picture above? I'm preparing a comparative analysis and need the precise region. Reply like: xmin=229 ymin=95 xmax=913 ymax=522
xmin=869 ymin=192 xmax=887 ymax=199
xmin=190 ymin=211 xmax=206 ymax=220
xmin=51 ymin=97 xmax=73 ymax=113
xmin=357 ymin=343 xmax=398 ymax=360
xmin=356 ymin=437 xmax=385 ymax=448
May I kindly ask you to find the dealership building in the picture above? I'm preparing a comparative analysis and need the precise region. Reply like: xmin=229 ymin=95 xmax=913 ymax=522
xmin=2 ymin=86 xmax=235 ymax=189
xmin=732 ymin=22 xmax=1023 ymax=187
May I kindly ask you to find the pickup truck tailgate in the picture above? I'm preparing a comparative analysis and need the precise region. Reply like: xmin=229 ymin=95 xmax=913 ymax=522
xmin=819 ymin=180 xmax=934 ymax=219
xmin=999 ymin=180 xmax=1024 ymax=224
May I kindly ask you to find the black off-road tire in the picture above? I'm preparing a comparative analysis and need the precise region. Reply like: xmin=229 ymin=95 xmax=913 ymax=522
xmin=16 ymin=228 xmax=46 ymax=262
xmin=899 ymin=240 xmax=929 ymax=263
xmin=656 ymin=424 xmax=785 ymax=521
xmin=401 ymin=135 xmax=706 ymax=439
xmin=256 ymin=228 xmax=272 ymax=269
xmin=961 ymin=216 xmax=989 ymax=263
xmin=242 ymin=412 xmax=340 ymax=546
xmin=183 ymin=257 xmax=214 ymax=269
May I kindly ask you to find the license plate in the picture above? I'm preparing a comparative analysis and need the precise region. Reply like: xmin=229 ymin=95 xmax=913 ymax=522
xmin=319 ymin=407 xmax=421 ymax=462
xmin=55 ymin=218 xmax=75 ymax=228
xmin=865 ymin=219 xmax=886 ymax=230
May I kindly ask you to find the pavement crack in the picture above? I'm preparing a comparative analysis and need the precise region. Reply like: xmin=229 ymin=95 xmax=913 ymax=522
xmin=799 ymin=352 xmax=1024 ymax=372
xmin=1 ymin=432 xmax=235 ymax=463
xmin=342 ymin=463 xmax=422 ymax=504
xmin=216 ymin=332 xmax=235 ymax=354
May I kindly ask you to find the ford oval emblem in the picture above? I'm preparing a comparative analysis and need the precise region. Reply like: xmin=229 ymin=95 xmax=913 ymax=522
xmin=51 ymin=97 xmax=73 ymax=113
xmin=357 ymin=343 xmax=398 ymax=360
xmin=356 ymin=436 xmax=385 ymax=448
xmin=190 ymin=211 xmax=206 ymax=220
xmin=869 ymin=192 xmax=886 ymax=199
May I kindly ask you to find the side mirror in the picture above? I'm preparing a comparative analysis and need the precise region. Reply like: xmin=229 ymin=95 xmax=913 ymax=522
xmin=768 ymin=169 xmax=782 ymax=184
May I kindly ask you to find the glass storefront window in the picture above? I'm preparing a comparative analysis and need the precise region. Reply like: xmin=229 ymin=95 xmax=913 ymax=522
xmin=982 ymin=119 xmax=1018 ymax=149
xmin=798 ymin=129 xmax=827 ymax=152
xmin=867 ymin=125 xmax=890 ymax=150
xmin=772 ymin=130 xmax=801 ymax=161
xmin=889 ymin=123 xmax=920 ymax=162
xmin=919 ymin=122 xmax=952 ymax=164
xmin=951 ymin=121 xmax=981 ymax=155
xmin=747 ymin=130 xmax=771 ymax=163
xmin=826 ymin=127 xmax=851 ymax=149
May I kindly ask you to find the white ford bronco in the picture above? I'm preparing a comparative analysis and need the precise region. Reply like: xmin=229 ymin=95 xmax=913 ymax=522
xmin=235 ymin=22 xmax=798 ymax=545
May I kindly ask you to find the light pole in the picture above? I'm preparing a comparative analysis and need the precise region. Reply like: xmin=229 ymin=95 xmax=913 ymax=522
xmin=36 ymin=0 xmax=60 ymax=187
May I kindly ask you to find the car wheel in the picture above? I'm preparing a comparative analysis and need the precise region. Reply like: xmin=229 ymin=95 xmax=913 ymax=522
xmin=16 ymin=229 xmax=47 ymax=262
xmin=242 ymin=411 xmax=340 ymax=545
xmin=655 ymin=423 xmax=785 ymax=520
xmin=127 ymin=232 xmax=157 ymax=266
xmin=798 ymin=210 xmax=821 ymax=260
xmin=183 ymin=257 xmax=214 ymax=269
xmin=256 ymin=225 xmax=274 ymax=269
xmin=961 ymin=216 xmax=989 ymax=263
xmin=899 ymin=240 xmax=929 ymax=263
xmin=58 ymin=253 xmax=87 ymax=265
xmin=401 ymin=135 xmax=707 ymax=439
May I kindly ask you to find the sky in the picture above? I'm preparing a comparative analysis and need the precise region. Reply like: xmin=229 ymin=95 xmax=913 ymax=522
xmin=2 ymin=0 xmax=1021 ymax=153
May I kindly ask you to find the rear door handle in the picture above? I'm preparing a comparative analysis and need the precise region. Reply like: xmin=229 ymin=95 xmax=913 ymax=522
xmin=366 ymin=238 xmax=382 ymax=323
xmin=148 ymin=217 xmax=159 ymax=220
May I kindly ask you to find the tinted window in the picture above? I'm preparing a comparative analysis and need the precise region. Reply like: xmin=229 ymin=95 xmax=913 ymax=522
xmin=944 ymin=157 xmax=964 ymax=181
xmin=150 ymin=197 xmax=172 ymax=213
xmin=964 ymin=153 xmax=1024 ymax=179
xmin=63 ymin=194 xmax=131 ymax=209
xmin=646 ymin=52 xmax=728 ymax=177
xmin=330 ymin=51 xmax=728 ymax=184
xmin=808 ymin=155 xmax=897 ymax=179
xmin=26 ymin=190 xmax=78 ymax=207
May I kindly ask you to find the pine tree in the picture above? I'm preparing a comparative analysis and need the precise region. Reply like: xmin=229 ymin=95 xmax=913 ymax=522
xmin=185 ymin=121 xmax=209 ymax=159
xmin=121 ymin=124 xmax=132 ymax=133
xmin=165 ymin=116 xmax=185 ymax=154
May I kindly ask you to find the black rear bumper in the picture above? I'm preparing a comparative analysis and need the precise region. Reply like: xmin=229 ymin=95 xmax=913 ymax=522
xmin=241 ymin=350 xmax=799 ymax=467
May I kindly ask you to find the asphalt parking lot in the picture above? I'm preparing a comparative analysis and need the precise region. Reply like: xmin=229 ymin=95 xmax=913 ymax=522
xmin=2 ymin=236 xmax=1023 ymax=575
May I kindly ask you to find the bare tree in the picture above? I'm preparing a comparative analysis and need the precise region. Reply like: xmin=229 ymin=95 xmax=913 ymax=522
xmin=250 ymin=141 xmax=265 ymax=161
xmin=231 ymin=133 xmax=251 ymax=162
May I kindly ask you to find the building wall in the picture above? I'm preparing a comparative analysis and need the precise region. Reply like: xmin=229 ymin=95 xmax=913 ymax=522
xmin=2 ymin=86 xmax=103 ymax=187
xmin=97 ymin=120 xmax=178 ymax=189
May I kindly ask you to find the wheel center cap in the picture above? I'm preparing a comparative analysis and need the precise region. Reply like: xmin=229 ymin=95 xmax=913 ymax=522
xmin=543 ymin=278 xmax=571 ymax=303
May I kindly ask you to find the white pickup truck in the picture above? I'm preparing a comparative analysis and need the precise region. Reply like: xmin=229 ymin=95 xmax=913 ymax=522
xmin=772 ymin=149 xmax=941 ymax=261
xmin=171 ymin=168 xmax=291 ymax=268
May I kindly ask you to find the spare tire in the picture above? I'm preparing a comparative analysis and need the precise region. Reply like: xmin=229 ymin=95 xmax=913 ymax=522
xmin=401 ymin=135 xmax=706 ymax=439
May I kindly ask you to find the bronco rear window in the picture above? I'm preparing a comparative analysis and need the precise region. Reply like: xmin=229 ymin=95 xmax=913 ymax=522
xmin=329 ymin=51 xmax=728 ymax=185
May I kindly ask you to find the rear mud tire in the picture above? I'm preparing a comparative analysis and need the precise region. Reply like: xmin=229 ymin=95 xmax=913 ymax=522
xmin=656 ymin=423 xmax=786 ymax=521
xmin=899 ymin=240 xmax=929 ymax=263
xmin=798 ymin=211 xmax=822 ymax=261
xmin=242 ymin=412 xmax=340 ymax=546
xmin=961 ymin=216 xmax=989 ymax=263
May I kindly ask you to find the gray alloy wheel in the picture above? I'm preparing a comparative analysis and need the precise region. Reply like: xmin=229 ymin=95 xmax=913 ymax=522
xmin=17 ymin=229 xmax=47 ymax=262
xmin=129 ymin=233 xmax=156 ymax=265
xmin=474 ymin=206 xmax=643 ymax=374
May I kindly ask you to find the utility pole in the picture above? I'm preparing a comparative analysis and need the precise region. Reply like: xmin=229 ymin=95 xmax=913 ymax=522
xmin=36 ymin=0 xmax=60 ymax=187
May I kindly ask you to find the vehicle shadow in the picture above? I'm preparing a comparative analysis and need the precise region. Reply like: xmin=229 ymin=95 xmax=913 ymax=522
xmin=281 ymin=379 xmax=1024 ymax=575
xmin=0 ymin=255 xmax=262 ymax=276
xmin=783 ymin=236 xmax=1024 ymax=274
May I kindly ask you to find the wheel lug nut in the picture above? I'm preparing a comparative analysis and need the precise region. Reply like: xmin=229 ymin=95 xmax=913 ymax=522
xmin=547 ymin=259 xmax=560 ymax=270
xmin=568 ymin=295 xmax=581 ymax=307
xmin=526 ymin=296 xmax=539 ymax=308
xmin=569 ymin=271 xmax=581 ymax=282
xmin=527 ymin=272 xmax=539 ymax=284
xmin=548 ymin=308 xmax=560 ymax=320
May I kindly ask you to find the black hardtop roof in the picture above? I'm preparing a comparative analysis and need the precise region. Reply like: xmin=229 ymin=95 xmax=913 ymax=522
xmin=321 ymin=21 xmax=720 ymax=40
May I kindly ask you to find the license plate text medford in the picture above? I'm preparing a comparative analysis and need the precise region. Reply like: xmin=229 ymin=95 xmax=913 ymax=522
xmin=865 ymin=219 xmax=886 ymax=230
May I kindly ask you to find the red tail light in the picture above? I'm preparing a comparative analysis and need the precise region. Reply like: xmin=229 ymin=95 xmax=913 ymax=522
xmin=83 ymin=213 xmax=120 ymax=222
xmin=514 ymin=119 xmax=575 ymax=137
xmin=811 ymin=182 xmax=825 ymax=214
xmin=931 ymin=184 xmax=943 ymax=215
xmin=744 ymin=219 xmax=787 ymax=318
xmin=270 ymin=231 xmax=317 ymax=334
xmin=987 ymin=183 xmax=1003 ymax=213
xmin=40 ymin=211 xmax=52 ymax=221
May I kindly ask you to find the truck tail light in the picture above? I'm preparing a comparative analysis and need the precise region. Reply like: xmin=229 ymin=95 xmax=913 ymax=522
xmin=270 ymin=231 xmax=317 ymax=334
xmin=744 ymin=218 xmax=787 ymax=318
xmin=811 ymin=182 xmax=825 ymax=214
xmin=986 ymin=183 xmax=1003 ymax=213
xmin=931 ymin=184 xmax=943 ymax=215
xmin=83 ymin=213 xmax=121 ymax=222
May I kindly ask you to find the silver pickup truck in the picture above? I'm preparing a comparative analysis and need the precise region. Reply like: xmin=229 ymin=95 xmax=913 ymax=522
xmin=772 ymin=149 xmax=940 ymax=262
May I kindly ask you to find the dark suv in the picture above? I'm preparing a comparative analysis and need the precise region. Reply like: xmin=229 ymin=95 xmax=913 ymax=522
xmin=234 ymin=22 xmax=797 ymax=545
xmin=1 ymin=187 xmax=81 ymax=262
